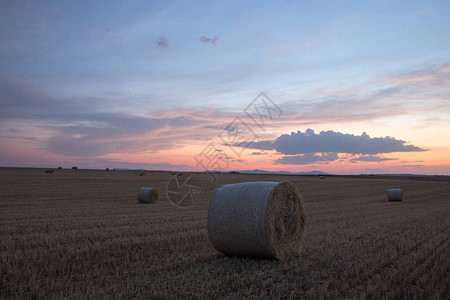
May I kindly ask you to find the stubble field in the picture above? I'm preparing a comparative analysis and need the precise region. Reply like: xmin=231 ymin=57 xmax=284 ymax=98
xmin=1 ymin=167 xmax=449 ymax=299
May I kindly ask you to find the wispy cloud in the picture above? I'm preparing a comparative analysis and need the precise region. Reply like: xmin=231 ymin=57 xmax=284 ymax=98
xmin=250 ymin=152 xmax=264 ymax=155
xmin=0 ymin=78 xmax=218 ymax=158
xmin=42 ymin=114 xmax=196 ymax=156
xmin=54 ymin=11 xmax=67 ymax=23
xmin=350 ymin=155 xmax=398 ymax=162
xmin=0 ymin=59 xmax=445 ymax=170
xmin=90 ymin=158 xmax=191 ymax=170
xmin=268 ymin=63 xmax=450 ymax=132
xmin=200 ymin=35 xmax=218 ymax=45
xmin=112 ymin=35 xmax=123 ymax=41
xmin=156 ymin=36 xmax=169 ymax=48
xmin=390 ymin=63 xmax=450 ymax=89
xmin=275 ymin=152 xmax=338 ymax=165
xmin=2 ymin=76 xmax=431 ymax=167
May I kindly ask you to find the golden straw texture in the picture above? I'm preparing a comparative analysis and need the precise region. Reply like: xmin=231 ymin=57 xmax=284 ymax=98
xmin=208 ymin=181 xmax=306 ymax=260
xmin=388 ymin=189 xmax=403 ymax=202
xmin=137 ymin=187 xmax=159 ymax=203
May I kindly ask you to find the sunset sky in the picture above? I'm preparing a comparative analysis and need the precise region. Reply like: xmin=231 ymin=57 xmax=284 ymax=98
xmin=1 ymin=1 xmax=449 ymax=174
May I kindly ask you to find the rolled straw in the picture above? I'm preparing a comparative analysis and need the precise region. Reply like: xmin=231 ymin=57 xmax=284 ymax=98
xmin=387 ymin=189 xmax=403 ymax=202
xmin=137 ymin=187 xmax=159 ymax=204
xmin=207 ymin=181 xmax=306 ymax=260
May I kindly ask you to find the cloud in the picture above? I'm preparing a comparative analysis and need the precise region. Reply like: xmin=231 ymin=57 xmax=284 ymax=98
xmin=0 ymin=134 xmax=40 ymax=143
xmin=392 ymin=63 xmax=450 ymax=89
xmin=156 ymin=36 xmax=169 ymax=48
xmin=251 ymin=152 xmax=264 ymax=155
xmin=247 ymin=129 xmax=426 ymax=155
xmin=350 ymin=155 xmax=398 ymax=162
xmin=267 ymin=63 xmax=450 ymax=132
xmin=0 ymin=78 xmax=215 ymax=157
xmin=42 ymin=114 xmax=205 ymax=156
xmin=200 ymin=35 xmax=218 ymax=45
xmin=247 ymin=140 xmax=275 ymax=151
xmin=275 ymin=153 xmax=338 ymax=165
xmin=373 ymin=63 xmax=450 ymax=104
xmin=91 ymin=158 xmax=191 ymax=171
xmin=55 ymin=11 xmax=67 ymax=23
xmin=363 ymin=168 xmax=390 ymax=174
xmin=275 ymin=98 xmax=405 ymax=129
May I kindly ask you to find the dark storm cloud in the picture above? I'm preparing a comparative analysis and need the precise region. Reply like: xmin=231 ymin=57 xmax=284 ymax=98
xmin=246 ymin=129 xmax=426 ymax=155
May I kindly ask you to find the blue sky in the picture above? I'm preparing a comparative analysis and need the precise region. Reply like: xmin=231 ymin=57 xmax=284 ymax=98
xmin=1 ymin=1 xmax=449 ymax=174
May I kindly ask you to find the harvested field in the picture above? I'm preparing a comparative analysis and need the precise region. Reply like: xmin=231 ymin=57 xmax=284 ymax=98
xmin=1 ymin=167 xmax=449 ymax=299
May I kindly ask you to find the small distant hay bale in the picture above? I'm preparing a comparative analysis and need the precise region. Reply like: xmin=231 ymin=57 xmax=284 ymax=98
xmin=139 ymin=171 xmax=145 ymax=176
xmin=388 ymin=189 xmax=403 ymax=202
xmin=208 ymin=181 xmax=306 ymax=260
xmin=72 ymin=166 xmax=78 ymax=170
xmin=57 ymin=166 xmax=62 ymax=170
xmin=319 ymin=176 xmax=325 ymax=180
xmin=44 ymin=169 xmax=54 ymax=173
xmin=137 ymin=187 xmax=159 ymax=203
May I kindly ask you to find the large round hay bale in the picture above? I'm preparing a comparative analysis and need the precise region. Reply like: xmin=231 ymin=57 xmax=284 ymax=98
xmin=207 ymin=181 xmax=306 ymax=260
xmin=388 ymin=189 xmax=403 ymax=201
xmin=137 ymin=187 xmax=159 ymax=203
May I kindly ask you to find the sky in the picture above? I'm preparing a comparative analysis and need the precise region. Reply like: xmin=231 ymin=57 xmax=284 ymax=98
xmin=0 ymin=0 xmax=449 ymax=175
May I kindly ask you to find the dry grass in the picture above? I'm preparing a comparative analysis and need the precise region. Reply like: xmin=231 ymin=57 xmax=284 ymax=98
xmin=1 ymin=167 xmax=449 ymax=299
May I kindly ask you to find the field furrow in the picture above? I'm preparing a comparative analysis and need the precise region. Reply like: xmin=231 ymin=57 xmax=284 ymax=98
xmin=1 ymin=168 xmax=449 ymax=299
